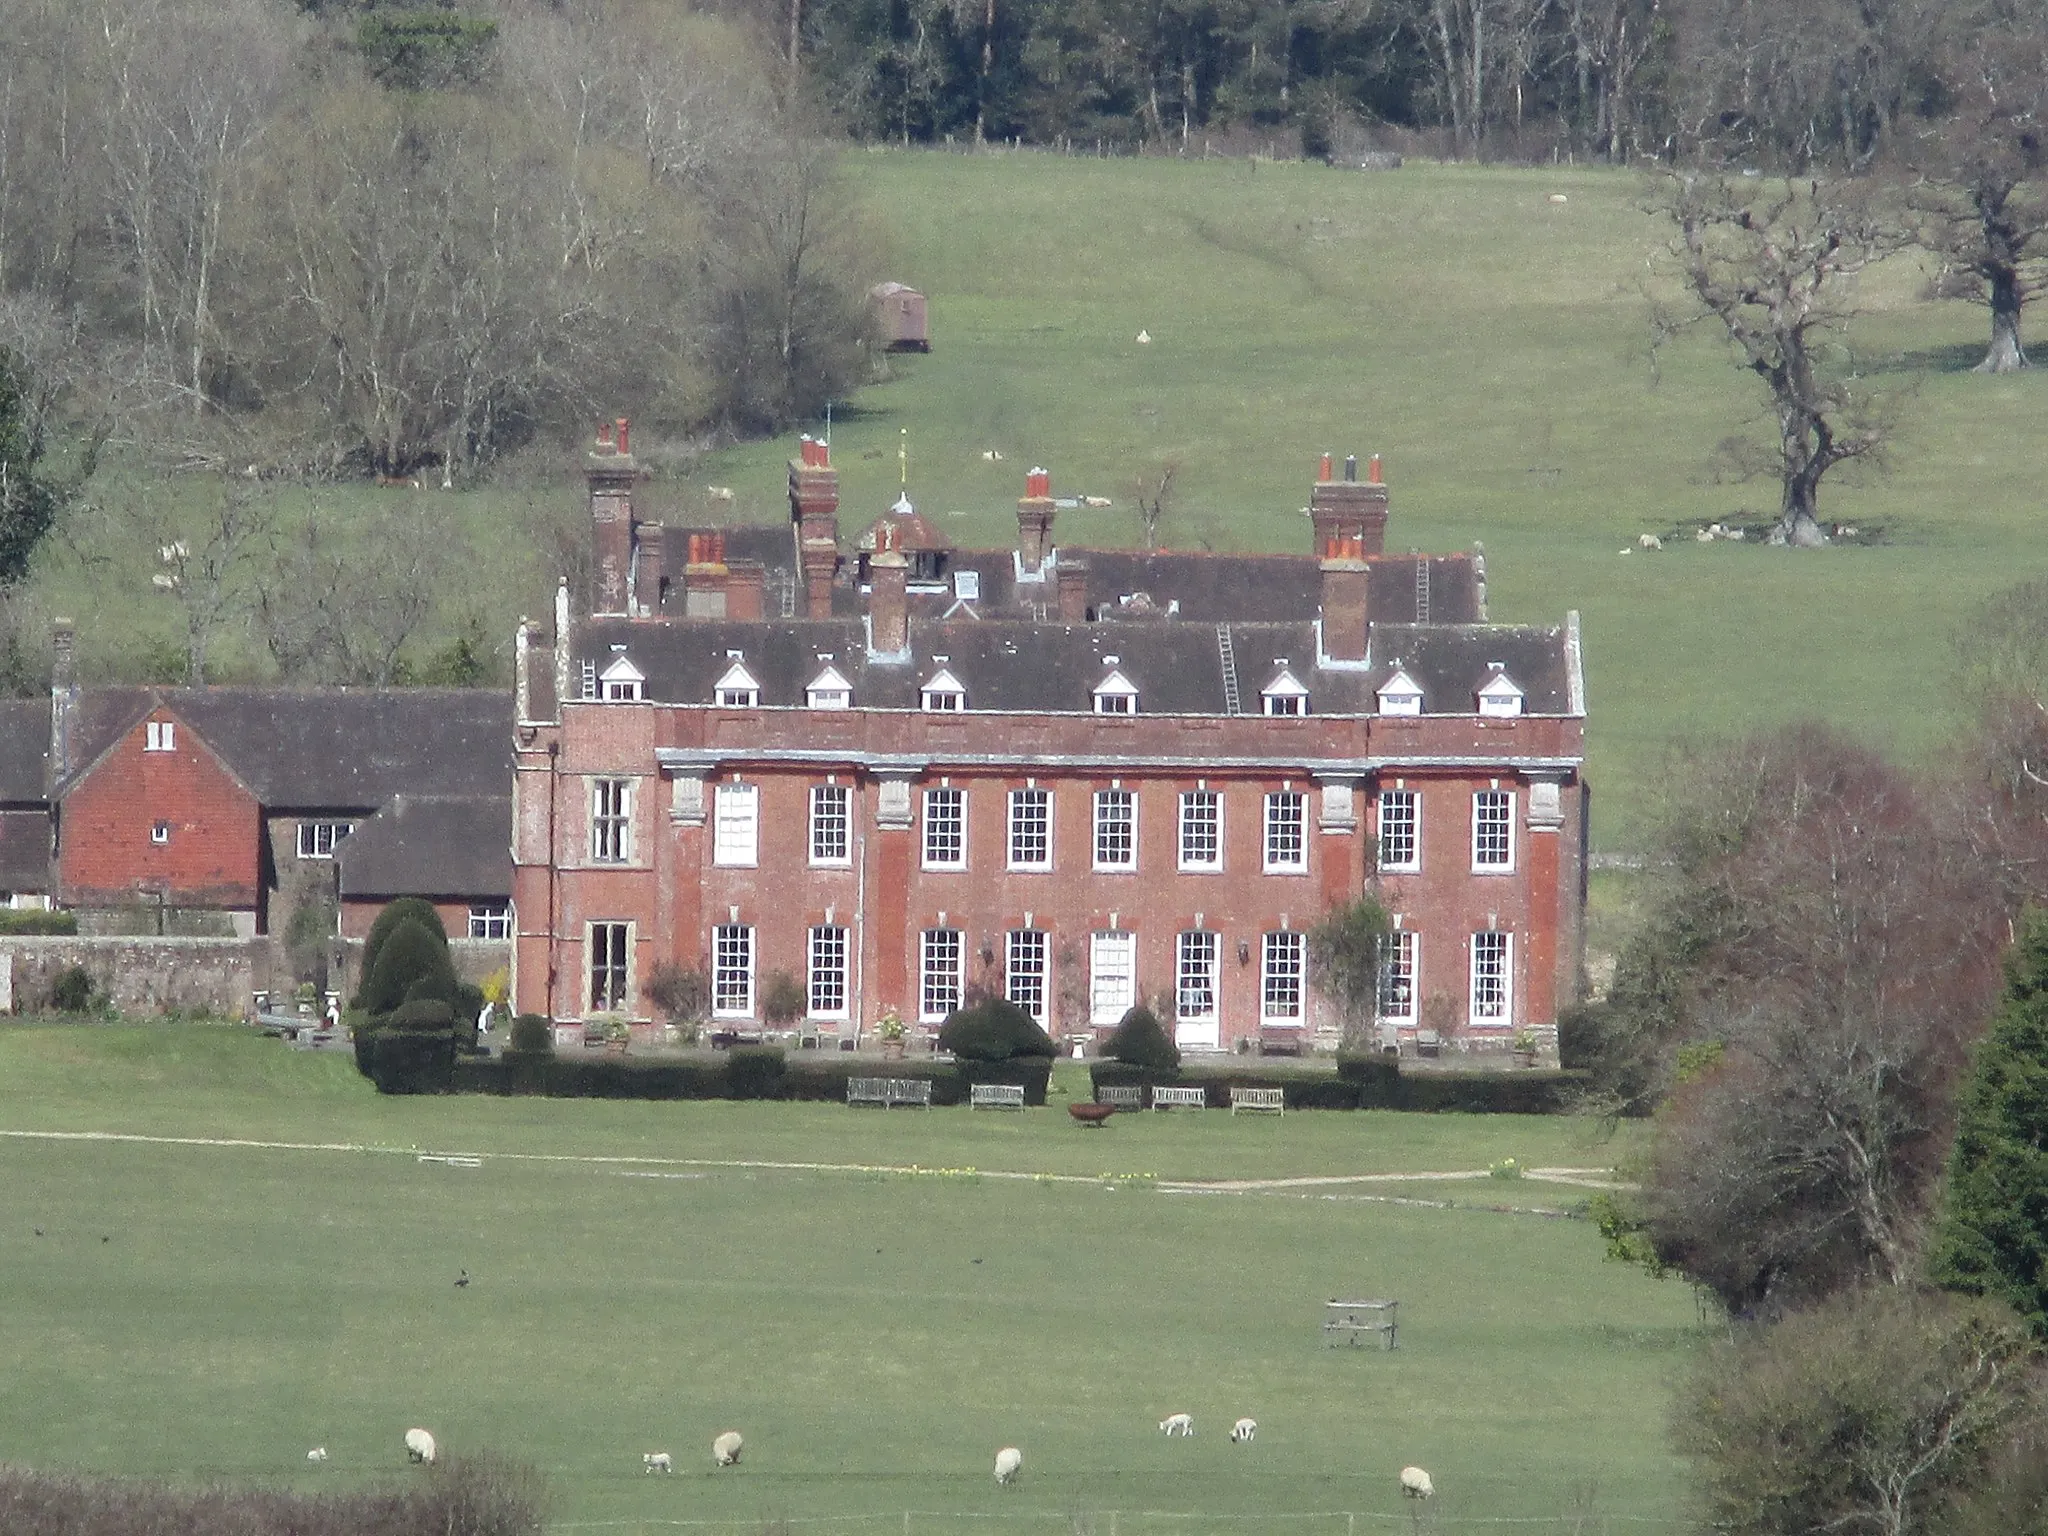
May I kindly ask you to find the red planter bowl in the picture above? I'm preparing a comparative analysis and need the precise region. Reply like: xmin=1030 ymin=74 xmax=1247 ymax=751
xmin=1069 ymin=1102 xmax=1116 ymax=1125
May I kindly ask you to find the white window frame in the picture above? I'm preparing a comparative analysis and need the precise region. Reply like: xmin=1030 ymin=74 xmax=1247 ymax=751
xmin=1378 ymin=667 xmax=1423 ymax=716
xmin=1177 ymin=790 xmax=1222 ymax=872
xmin=1006 ymin=929 xmax=1049 ymax=1023
xmin=921 ymin=668 xmax=967 ymax=712
xmin=1472 ymin=789 xmax=1515 ymax=872
xmin=589 ymin=921 xmax=630 ymax=1012
xmin=808 ymin=925 xmax=849 ymax=1019
xmin=1176 ymin=931 xmax=1219 ymax=1024
xmin=1092 ymin=788 xmax=1136 ymax=871
xmin=150 ymin=821 xmax=170 ymax=846
xmin=296 ymin=821 xmax=355 ymax=860
xmin=919 ymin=927 xmax=964 ymax=1022
xmin=468 ymin=902 xmax=511 ymax=940
xmin=1378 ymin=930 xmax=1417 ymax=1024
xmin=1261 ymin=670 xmax=1309 ymax=716
xmin=600 ymin=656 xmax=644 ymax=701
xmin=922 ymin=787 xmax=966 ymax=870
xmin=1093 ymin=669 xmax=1138 ymax=714
xmin=713 ymin=782 xmax=759 ymax=868
xmin=1263 ymin=791 xmax=1308 ymax=873
xmin=144 ymin=720 xmax=175 ymax=752
xmin=1089 ymin=930 xmax=1136 ymax=1025
xmin=1470 ymin=930 xmax=1512 ymax=1025
xmin=809 ymin=784 xmax=852 ymax=867
xmin=591 ymin=779 xmax=632 ymax=864
xmin=1008 ymin=787 xmax=1052 ymax=871
xmin=713 ymin=660 xmax=760 ymax=708
xmin=806 ymin=664 xmax=853 ymax=710
xmin=1261 ymin=931 xmax=1306 ymax=1023
xmin=1377 ymin=789 xmax=1419 ymax=873
xmin=712 ymin=924 xmax=755 ymax=1017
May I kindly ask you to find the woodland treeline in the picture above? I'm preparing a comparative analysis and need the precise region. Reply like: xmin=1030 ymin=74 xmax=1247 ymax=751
xmin=0 ymin=0 xmax=879 ymax=498
xmin=797 ymin=0 xmax=2048 ymax=167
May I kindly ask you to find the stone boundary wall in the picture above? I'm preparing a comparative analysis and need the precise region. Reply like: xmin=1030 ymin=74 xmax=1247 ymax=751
xmin=0 ymin=936 xmax=267 ymax=1015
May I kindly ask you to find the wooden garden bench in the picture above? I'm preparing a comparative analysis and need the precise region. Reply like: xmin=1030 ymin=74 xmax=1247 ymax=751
xmin=1255 ymin=1030 xmax=1304 ymax=1056
xmin=1230 ymin=1086 xmax=1286 ymax=1115
xmin=847 ymin=1077 xmax=932 ymax=1108
xmin=970 ymin=1083 xmax=1027 ymax=1110
xmin=1150 ymin=1084 xmax=1208 ymax=1110
xmin=1095 ymin=1084 xmax=1146 ymax=1109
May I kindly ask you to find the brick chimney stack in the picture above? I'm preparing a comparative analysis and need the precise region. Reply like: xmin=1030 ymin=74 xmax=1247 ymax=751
xmin=868 ymin=547 xmax=910 ymax=656
xmin=48 ymin=617 xmax=77 ymax=791
xmin=1056 ymin=556 xmax=1089 ymax=622
xmin=587 ymin=417 xmax=638 ymax=617
xmin=1017 ymin=467 xmax=1055 ymax=576
xmin=1309 ymin=450 xmax=1389 ymax=559
xmin=789 ymin=435 xmax=840 ymax=619
xmin=1319 ymin=535 xmax=1370 ymax=662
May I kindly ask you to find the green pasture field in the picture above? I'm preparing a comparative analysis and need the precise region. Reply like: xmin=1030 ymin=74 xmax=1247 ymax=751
xmin=0 ymin=1023 xmax=1694 ymax=1534
xmin=35 ymin=154 xmax=2047 ymax=847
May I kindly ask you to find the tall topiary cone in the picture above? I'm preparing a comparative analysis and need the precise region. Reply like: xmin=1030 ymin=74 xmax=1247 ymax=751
xmin=1930 ymin=906 xmax=2048 ymax=1338
xmin=1105 ymin=1005 xmax=1179 ymax=1070
xmin=353 ymin=898 xmax=450 ymax=1011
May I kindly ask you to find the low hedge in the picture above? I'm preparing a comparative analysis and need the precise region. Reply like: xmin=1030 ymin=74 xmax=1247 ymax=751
xmin=370 ymin=1029 xmax=456 ymax=1094
xmin=446 ymin=1052 xmax=1050 ymax=1105
xmin=0 ymin=909 xmax=78 ymax=935
xmin=1090 ymin=1059 xmax=1586 ymax=1112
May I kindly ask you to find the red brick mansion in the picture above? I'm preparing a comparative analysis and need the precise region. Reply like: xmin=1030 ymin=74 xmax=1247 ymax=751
xmin=509 ymin=427 xmax=1588 ymax=1052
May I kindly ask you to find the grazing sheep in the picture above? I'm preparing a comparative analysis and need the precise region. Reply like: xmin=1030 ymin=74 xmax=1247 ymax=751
xmin=712 ymin=1431 xmax=743 ymax=1467
xmin=404 ymin=1428 xmax=437 ymax=1464
xmin=1230 ymin=1419 xmax=1256 ymax=1443
xmin=994 ymin=1447 xmax=1023 ymax=1486
xmin=1400 ymin=1466 xmax=1434 ymax=1500
xmin=1135 ymin=330 xmax=1151 ymax=344
xmin=1637 ymin=533 xmax=1662 ymax=550
xmin=981 ymin=450 xmax=1005 ymax=462
xmin=644 ymin=1452 xmax=672 ymax=1474
xmin=1695 ymin=528 xmax=1715 ymax=542
xmin=307 ymin=1448 xmax=328 ymax=1463
xmin=1159 ymin=1413 xmax=1195 ymax=1437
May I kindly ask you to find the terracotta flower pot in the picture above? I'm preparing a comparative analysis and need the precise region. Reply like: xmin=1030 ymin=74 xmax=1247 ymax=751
xmin=1069 ymin=1102 xmax=1115 ymax=1125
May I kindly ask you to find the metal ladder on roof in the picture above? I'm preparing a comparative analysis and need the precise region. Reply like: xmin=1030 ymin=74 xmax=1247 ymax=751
xmin=1216 ymin=625 xmax=1242 ymax=715
xmin=771 ymin=569 xmax=797 ymax=618
xmin=1414 ymin=560 xmax=1431 ymax=624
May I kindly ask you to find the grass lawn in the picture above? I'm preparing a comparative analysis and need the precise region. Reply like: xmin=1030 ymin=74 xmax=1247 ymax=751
xmin=35 ymin=154 xmax=2046 ymax=848
xmin=0 ymin=1023 xmax=1693 ymax=1534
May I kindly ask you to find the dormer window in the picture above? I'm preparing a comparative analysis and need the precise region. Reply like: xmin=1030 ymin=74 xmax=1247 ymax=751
xmin=1378 ymin=666 xmax=1424 ymax=717
xmin=806 ymin=664 xmax=853 ymax=710
xmin=1477 ymin=666 xmax=1525 ymax=718
xmin=600 ymin=654 xmax=645 ymax=702
xmin=1261 ymin=667 xmax=1309 ymax=717
xmin=921 ymin=667 xmax=967 ymax=712
xmin=714 ymin=660 xmax=760 ymax=708
xmin=1093 ymin=667 xmax=1138 ymax=715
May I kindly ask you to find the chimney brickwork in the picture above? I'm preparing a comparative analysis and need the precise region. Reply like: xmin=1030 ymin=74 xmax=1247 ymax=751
xmin=1310 ymin=451 xmax=1389 ymax=559
xmin=868 ymin=549 xmax=910 ymax=656
xmin=1056 ymin=558 xmax=1089 ymax=622
xmin=1017 ymin=467 xmax=1055 ymax=575
xmin=1319 ymin=537 xmax=1370 ymax=661
xmin=789 ymin=436 xmax=841 ymax=619
xmin=588 ymin=417 xmax=638 ymax=617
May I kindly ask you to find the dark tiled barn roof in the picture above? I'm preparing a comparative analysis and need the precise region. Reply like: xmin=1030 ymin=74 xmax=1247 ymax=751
xmin=336 ymin=795 xmax=512 ymax=902
xmin=577 ymin=616 xmax=1575 ymax=717
xmin=0 ymin=700 xmax=50 ymax=802
xmin=0 ymin=809 xmax=50 ymax=893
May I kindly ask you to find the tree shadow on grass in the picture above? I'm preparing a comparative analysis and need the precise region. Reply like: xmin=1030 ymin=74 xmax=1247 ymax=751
xmin=1864 ymin=341 xmax=1986 ymax=376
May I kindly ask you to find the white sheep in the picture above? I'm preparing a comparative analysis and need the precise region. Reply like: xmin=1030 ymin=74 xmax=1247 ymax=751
xmin=1230 ymin=1419 xmax=1256 ymax=1443
xmin=1400 ymin=1466 xmax=1434 ymax=1499
xmin=712 ymin=1431 xmax=743 ymax=1467
xmin=404 ymin=1428 xmax=437 ymax=1464
xmin=644 ymin=1452 xmax=672 ymax=1474
xmin=1637 ymin=533 xmax=1662 ymax=550
xmin=994 ymin=1447 xmax=1022 ymax=1485
xmin=1159 ymin=1413 xmax=1194 ymax=1437
xmin=1135 ymin=330 xmax=1151 ymax=344
xmin=307 ymin=1447 xmax=328 ymax=1463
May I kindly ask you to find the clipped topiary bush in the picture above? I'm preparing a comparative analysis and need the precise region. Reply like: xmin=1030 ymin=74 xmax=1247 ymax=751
xmin=937 ymin=997 xmax=1056 ymax=1062
xmin=371 ymin=1028 xmax=457 ymax=1094
xmin=387 ymin=997 xmax=456 ymax=1032
xmin=1105 ymin=1005 xmax=1180 ymax=1070
xmin=726 ymin=1044 xmax=787 ymax=1099
xmin=507 ymin=1012 xmax=554 ymax=1055
xmin=352 ymin=898 xmax=449 ymax=1010
xmin=361 ymin=920 xmax=457 ymax=1018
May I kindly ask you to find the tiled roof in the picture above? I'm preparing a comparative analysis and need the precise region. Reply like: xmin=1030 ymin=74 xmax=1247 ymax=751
xmin=0 ymin=809 xmax=50 ymax=893
xmin=0 ymin=700 xmax=49 ymax=802
xmin=575 ymin=616 xmax=1576 ymax=718
xmin=335 ymin=794 xmax=512 ymax=902
xmin=60 ymin=688 xmax=512 ymax=808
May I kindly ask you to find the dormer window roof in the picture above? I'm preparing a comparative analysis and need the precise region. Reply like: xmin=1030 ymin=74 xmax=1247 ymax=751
xmin=1477 ymin=666 xmax=1524 ymax=718
xmin=807 ymin=664 xmax=853 ymax=710
xmin=1378 ymin=666 xmax=1424 ymax=717
xmin=714 ymin=660 xmax=760 ymax=708
xmin=1093 ymin=666 xmax=1138 ymax=715
xmin=599 ymin=654 xmax=644 ymax=702
xmin=921 ymin=667 xmax=967 ymax=712
xmin=1261 ymin=667 xmax=1309 ymax=716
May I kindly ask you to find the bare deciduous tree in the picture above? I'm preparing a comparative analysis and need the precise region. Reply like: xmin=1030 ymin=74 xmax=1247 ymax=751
xmin=256 ymin=497 xmax=447 ymax=685
xmin=135 ymin=481 xmax=274 ymax=683
xmin=1654 ymin=172 xmax=1910 ymax=546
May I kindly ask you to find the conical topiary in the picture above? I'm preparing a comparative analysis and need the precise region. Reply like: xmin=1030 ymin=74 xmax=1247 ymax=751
xmin=1105 ymin=1005 xmax=1180 ymax=1070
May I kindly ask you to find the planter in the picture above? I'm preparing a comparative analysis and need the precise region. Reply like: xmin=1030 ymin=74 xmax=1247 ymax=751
xmin=1511 ymin=1049 xmax=1537 ymax=1069
xmin=880 ymin=1039 xmax=906 ymax=1061
xmin=605 ymin=1038 xmax=630 ymax=1055
xmin=1069 ymin=1102 xmax=1115 ymax=1126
